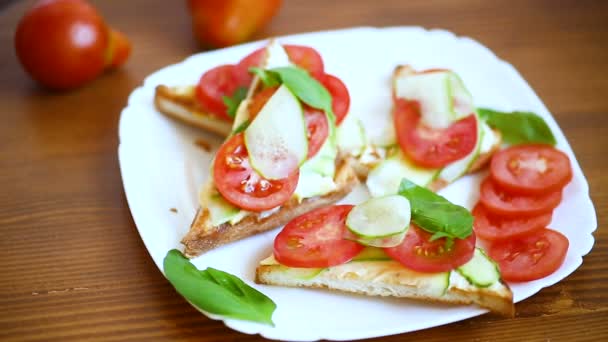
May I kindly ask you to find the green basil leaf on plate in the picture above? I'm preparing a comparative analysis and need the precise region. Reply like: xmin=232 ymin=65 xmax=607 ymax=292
xmin=398 ymin=179 xmax=473 ymax=243
xmin=163 ymin=249 xmax=276 ymax=326
xmin=477 ymin=108 xmax=556 ymax=145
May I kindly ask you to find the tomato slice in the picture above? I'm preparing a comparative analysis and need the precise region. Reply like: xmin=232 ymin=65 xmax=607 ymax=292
xmin=195 ymin=64 xmax=240 ymax=121
xmin=234 ymin=47 xmax=266 ymax=86
xmin=491 ymin=144 xmax=572 ymax=195
xmin=384 ymin=225 xmax=476 ymax=273
xmin=213 ymin=133 xmax=299 ymax=211
xmin=304 ymin=108 xmax=329 ymax=158
xmin=393 ymin=99 xmax=478 ymax=168
xmin=479 ymin=177 xmax=562 ymax=218
xmin=284 ymin=45 xmax=325 ymax=80
xmin=273 ymin=205 xmax=364 ymax=268
xmin=473 ymin=202 xmax=552 ymax=241
xmin=488 ymin=228 xmax=569 ymax=282
xmin=248 ymin=86 xmax=329 ymax=159
xmin=321 ymin=74 xmax=350 ymax=125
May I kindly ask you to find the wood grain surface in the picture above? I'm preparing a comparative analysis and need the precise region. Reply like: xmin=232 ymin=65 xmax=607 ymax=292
xmin=1 ymin=0 xmax=607 ymax=341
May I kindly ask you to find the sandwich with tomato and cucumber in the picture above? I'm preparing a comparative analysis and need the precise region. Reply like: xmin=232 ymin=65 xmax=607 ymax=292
xmin=154 ymin=40 xmax=351 ymax=136
xmin=256 ymin=179 xmax=515 ymax=316
xmin=365 ymin=65 xmax=503 ymax=196
xmin=180 ymin=40 xmax=359 ymax=257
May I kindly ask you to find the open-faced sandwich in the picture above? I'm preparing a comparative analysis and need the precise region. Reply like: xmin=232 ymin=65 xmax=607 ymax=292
xmin=365 ymin=66 xmax=502 ymax=195
xmin=256 ymin=179 xmax=514 ymax=316
xmin=179 ymin=40 xmax=359 ymax=257
xmin=154 ymin=40 xmax=350 ymax=136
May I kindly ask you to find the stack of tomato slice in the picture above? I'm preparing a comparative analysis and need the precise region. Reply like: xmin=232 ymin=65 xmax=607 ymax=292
xmin=474 ymin=144 xmax=572 ymax=282
xmin=195 ymin=44 xmax=350 ymax=125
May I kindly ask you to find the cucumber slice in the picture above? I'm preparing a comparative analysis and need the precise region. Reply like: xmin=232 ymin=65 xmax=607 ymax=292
xmin=300 ymin=134 xmax=338 ymax=177
xmin=345 ymin=195 xmax=411 ymax=247
xmin=394 ymin=70 xmax=474 ymax=129
xmin=479 ymin=120 xmax=498 ymax=154
xmin=394 ymin=71 xmax=452 ymax=129
xmin=437 ymin=114 xmax=482 ymax=183
xmin=448 ymin=72 xmax=474 ymax=120
xmin=337 ymin=115 xmax=367 ymax=157
xmin=350 ymin=247 xmax=391 ymax=261
xmin=456 ymin=248 xmax=501 ymax=288
xmin=206 ymin=192 xmax=247 ymax=226
xmin=244 ymin=84 xmax=308 ymax=180
xmin=366 ymin=150 xmax=439 ymax=197
xmin=276 ymin=265 xmax=325 ymax=280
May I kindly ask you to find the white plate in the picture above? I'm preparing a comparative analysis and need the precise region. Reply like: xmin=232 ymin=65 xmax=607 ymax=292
xmin=118 ymin=27 xmax=597 ymax=341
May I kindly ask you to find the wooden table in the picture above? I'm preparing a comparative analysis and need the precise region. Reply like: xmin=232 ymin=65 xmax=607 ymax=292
xmin=1 ymin=0 xmax=607 ymax=340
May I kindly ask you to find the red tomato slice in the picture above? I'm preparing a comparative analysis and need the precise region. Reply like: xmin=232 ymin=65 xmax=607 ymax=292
xmin=234 ymin=47 xmax=266 ymax=86
xmin=393 ymin=99 xmax=478 ymax=168
xmin=213 ymin=133 xmax=299 ymax=212
xmin=473 ymin=202 xmax=552 ymax=241
xmin=321 ymin=74 xmax=350 ymax=125
xmin=273 ymin=205 xmax=364 ymax=268
xmin=284 ymin=45 xmax=325 ymax=80
xmin=384 ymin=225 xmax=476 ymax=273
xmin=304 ymin=108 xmax=329 ymax=158
xmin=491 ymin=144 xmax=572 ymax=195
xmin=248 ymin=86 xmax=329 ymax=159
xmin=479 ymin=177 xmax=562 ymax=218
xmin=488 ymin=228 xmax=569 ymax=282
xmin=195 ymin=64 xmax=240 ymax=121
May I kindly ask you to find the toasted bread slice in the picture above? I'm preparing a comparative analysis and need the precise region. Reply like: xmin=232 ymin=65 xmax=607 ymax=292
xmin=154 ymin=84 xmax=233 ymax=136
xmin=182 ymin=157 xmax=359 ymax=257
xmin=256 ymin=257 xmax=514 ymax=316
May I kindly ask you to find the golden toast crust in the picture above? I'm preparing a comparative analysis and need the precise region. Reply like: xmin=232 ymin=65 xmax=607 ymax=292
xmin=182 ymin=158 xmax=360 ymax=257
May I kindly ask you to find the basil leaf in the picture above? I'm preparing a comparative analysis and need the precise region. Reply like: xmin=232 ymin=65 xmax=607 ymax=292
xmin=249 ymin=67 xmax=281 ymax=87
xmin=249 ymin=66 xmax=336 ymax=125
xmin=163 ymin=249 xmax=276 ymax=326
xmin=398 ymin=179 xmax=473 ymax=240
xmin=222 ymin=87 xmax=248 ymax=119
xmin=477 ymin=108 xmax=556 ymax=145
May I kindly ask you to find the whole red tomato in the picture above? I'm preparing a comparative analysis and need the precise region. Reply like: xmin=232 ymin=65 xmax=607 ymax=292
xmin=188 ymin=0 xmax=282 ymax=48
xmin=15 ymin=0 xmax=131 ymax=90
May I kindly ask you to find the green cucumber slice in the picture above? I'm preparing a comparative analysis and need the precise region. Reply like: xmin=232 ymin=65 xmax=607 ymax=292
xmin=437 ymin=114 xmax=482 ymax=183
xmin=394 ymin=71 xmax=452 ymax=128
xmin=428 ymin=271 xmax=451 ymax=297
xmin=337 ymin=115 xmax=367 ymax=157
xmin=478 ymin=120 xmax=498 ymax=154
xmin=394 ymin=70 xmax=474 ymax=129
xmin=244 ymin=84 xmax=308 ymax=180
xmin=350 ymin=247 xmax=391 ymax=261
xmin=276 ymin=265 xmax=325 ymax=280
xmin=345 ymin=195 xmax=411 ymax=247
xmin=448 ymin=72 xmax=474 ymax=120
xmin=205 ymin=192 xmax=244 ymax=226
xmin=456 ymin=248 xmax=501 ymax=288
xmin=300 ymin=133 xmax=338 ymax=177
xmin=366 ymin=150 xmax=439 ymax=197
